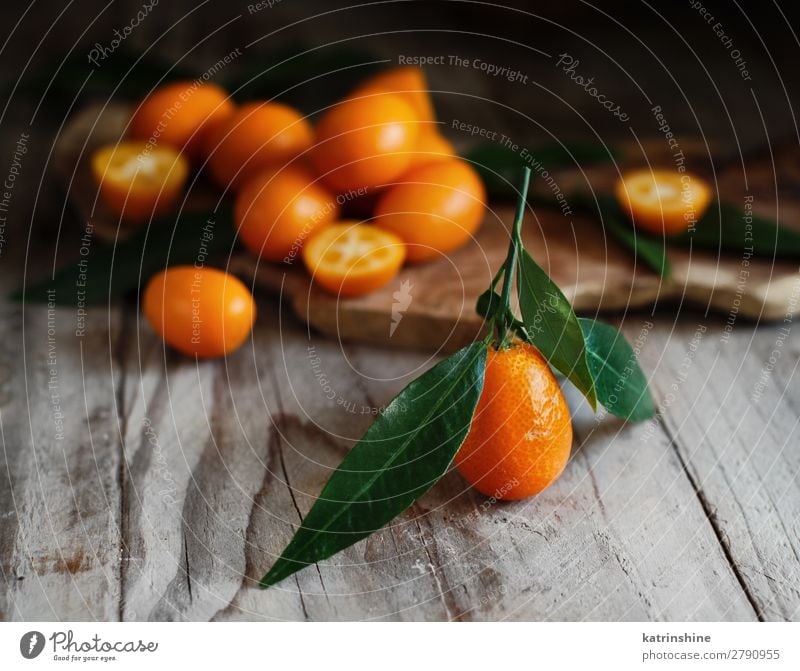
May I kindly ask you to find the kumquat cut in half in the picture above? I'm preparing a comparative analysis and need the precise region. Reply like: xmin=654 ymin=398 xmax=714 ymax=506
xmin=614 ymin=169 xmax=712 ymax=236
xmin=302 ymin=222 xmax=406 ymax=297
xmin=91 ymin=141 xmax=189 ymax=222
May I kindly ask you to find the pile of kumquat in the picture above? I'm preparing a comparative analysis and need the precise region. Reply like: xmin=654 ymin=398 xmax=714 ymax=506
xmin=91 ymin=67 xmax=709 ymax=360
xmin=91 ymin=67 xmax=486 ymax=358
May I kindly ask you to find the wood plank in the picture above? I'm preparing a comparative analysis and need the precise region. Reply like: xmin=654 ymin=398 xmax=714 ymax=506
xmin=211 ymin=312 xmax=754 ymax=620
xmin=0 ymin=303 xmax=123 ymax=620
xmin=213 ymin=308 xmax=454 ymax=620
xmin=648 ymin=316 xmax=800 ymax=621
xmin=115 ymin=310 xmax=224 ymax=621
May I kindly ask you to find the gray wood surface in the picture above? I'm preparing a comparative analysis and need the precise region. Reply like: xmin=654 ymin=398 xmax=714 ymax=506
xmin=1 ymin=0 xmax=799 ymax=621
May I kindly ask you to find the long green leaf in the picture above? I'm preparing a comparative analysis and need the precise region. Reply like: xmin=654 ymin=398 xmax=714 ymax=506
xmin=588 ymin=193 xmax=671 ymax=278
xmin=676 ymin=201 xmax=800 ymax=258
xmin=579 ymin=318 xmax=654 ymax=422
xmin=517 ymin=250 xmax=597 ymax=409
xmin=261 ymin=341 xmax=488 ymax=588
xmin=12 ymin=207 xmax=236 ymax=306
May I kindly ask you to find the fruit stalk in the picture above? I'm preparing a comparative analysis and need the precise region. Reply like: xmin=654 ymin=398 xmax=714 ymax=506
xmin=495 ymin=166 xmax=531 ymax=349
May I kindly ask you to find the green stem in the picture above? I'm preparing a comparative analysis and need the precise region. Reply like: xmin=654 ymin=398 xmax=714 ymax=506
xmin=494 ymin=167 xmax=532 ymax=349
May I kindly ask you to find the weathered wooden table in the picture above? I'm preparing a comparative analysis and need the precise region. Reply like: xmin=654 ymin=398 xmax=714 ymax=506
xmin=1 ymin=1 xmax=799 ymax=621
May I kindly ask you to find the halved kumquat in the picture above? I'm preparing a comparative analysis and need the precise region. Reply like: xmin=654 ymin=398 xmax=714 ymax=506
xmin=615 ymin=169 xmax=712 ymax=236
xmin=303 ymin=222 xmax=406 ymax=297
xmin=91 ymin=141 xmax=188 ymax=222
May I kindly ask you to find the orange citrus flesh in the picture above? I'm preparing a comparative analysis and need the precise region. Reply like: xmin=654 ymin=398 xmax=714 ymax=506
xmin=303 ymin=222 xmax=406 ymax=297
xmin=91 ymin=141 xmax=188 ymax=222
xmin=455 ymin=341 xmax=573 ymax=500
xmin=614 ymin=169 xmax=712 ymax=236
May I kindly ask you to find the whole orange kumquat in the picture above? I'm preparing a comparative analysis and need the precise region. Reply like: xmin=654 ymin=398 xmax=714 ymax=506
xmin=311 ymin=94 xmax=419 ymax=192
xmin=205 ymin=101 xmax=313 ymax=190
xmin=129 ymin=82 xmax=234 ymax=159
xmin=351 ymin=66 xmax=453 ymax=171
xmin=407 ymin=130 xmax=455 ymax=170
xmin=455 ymin=341 xmax=573 ymax=500
xmin=143 ymin=266 xmax=256 ymax=358
xmin=350 ymin=66 xmax=436 ymax=126
xmin=235 ymin=167 xmax=339 ymax=262
xmin=374 ymin=157 xmax=485 ymax=262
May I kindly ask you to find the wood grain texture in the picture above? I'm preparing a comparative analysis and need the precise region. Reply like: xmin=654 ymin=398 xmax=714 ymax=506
xmin=646 ymin=319 xmax=800 ymax=621
xmin=0 ymin=304 xmax=124 ymax=620
xmin=6 ymin=300 xmax=794 ymax=621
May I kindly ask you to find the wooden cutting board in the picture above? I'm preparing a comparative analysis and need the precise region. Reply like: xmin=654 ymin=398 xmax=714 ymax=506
xmin=54 ymin=103 xmax=800 ymax=351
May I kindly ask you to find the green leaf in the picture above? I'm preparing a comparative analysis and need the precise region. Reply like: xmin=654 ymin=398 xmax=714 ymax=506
xmin=260 ymin=341 xmax=488 ymax=588
xmin=476 ymin=288 xmax=502 ymax=321
xmin=464 ymin=142 xmax=618 ymax=200
xmin=578 ymin=318 xmax=655 ymax=422
xmin=516 ymin=249 xmax=597 ymax=409
xmin=12 ymin=207 xmax=236 ymax=306
xmin=586 ymin=193 xmax=671 ymax=278
xmin=676 ymin=201 xmax=800 ymax=258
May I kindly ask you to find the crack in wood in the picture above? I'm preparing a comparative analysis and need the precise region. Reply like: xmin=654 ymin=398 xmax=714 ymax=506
xmin=113 ymin=307 xmax=132 ymax=622
xmin=412 ymin=508 xmax=462 ymax=621
xmin=659 ymin=416 xmax=765 ymax=622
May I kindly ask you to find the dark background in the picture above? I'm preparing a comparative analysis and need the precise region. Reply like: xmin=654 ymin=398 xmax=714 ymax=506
xmin=1 ymin=0 xmax=798 ymax=281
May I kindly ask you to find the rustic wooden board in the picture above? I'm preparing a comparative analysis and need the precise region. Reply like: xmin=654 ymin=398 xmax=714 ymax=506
xmin=6 ymin=297 xmax=790 ymax=621
xmin=54 ymin=104 xmax=800 ymax=352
